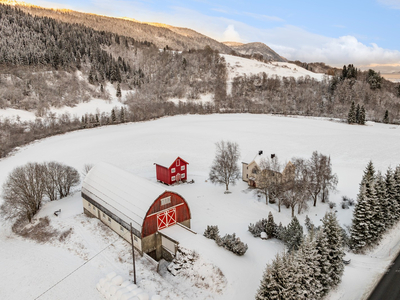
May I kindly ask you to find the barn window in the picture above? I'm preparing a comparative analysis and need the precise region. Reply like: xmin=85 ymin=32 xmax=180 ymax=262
xmin=161 ymin=196 xmax=171 ymax=206
xmin=171 ymin=176 xmax=176 ymax=181
xmin=176 ymin=159 xmax=180 ymax=166
xmin=171 ymin=168 xmax=175 ymax=173
xmin=181 ymin=165 xmax=185 ymax=171
xmin=181 ymin=173 xmax=185 ymax=179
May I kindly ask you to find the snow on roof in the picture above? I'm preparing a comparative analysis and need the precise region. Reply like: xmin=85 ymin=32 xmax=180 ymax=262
xmin=154 ymin=154 xmax=188 ymax=168
xmin=242 ymin=151 xmax=271 ymax=165
xmin=82 ymin=162 xmax=167 ymax=232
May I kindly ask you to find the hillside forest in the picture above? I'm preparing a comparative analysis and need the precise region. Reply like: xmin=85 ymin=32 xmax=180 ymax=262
xmin=1 ymin=3 xmax=400 ymax=158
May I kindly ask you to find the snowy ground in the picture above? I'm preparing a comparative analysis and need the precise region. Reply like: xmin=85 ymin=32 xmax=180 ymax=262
xmin=0 ymin=82 xmax=127 ymax=123
xmin=1 ymin=114 xmax=400 ymax=300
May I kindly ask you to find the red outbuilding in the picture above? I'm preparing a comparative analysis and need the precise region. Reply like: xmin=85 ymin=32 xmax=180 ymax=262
xmin=154 ymin=156 xmax=189 ymax=185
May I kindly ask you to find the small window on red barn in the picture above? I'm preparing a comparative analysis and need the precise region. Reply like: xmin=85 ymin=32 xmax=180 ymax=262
xmin=181 ymin=165 xmax=185 ymax=171
xmin=176 ymin=159 xmax=180 ymax=166
xmin=181 ymin=173 xmax=185 ymax=179
xmin=171 ymin=168 xmax=175 ymax=173
xmin=171 ymin=176 xmax=176 ymax=182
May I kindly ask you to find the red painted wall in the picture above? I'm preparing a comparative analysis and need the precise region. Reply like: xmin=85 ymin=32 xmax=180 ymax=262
xmin=141 ymin=191 xmax=191 ymax=238
xmin=155 ymin=157 xmax=188 ymax=185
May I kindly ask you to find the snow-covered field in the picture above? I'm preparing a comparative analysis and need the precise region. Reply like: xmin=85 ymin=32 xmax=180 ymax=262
xmin=1 ymin=114 xmax=400 ymax=300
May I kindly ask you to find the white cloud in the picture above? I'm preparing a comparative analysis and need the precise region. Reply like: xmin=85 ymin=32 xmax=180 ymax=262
xmin=222 ymin=25 xmax=241 ymax=42
xmin=378 ymin=0 xmax=400 ymax=9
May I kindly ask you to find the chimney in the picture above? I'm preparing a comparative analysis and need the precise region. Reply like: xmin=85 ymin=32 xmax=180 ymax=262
xmin=271 ymin=154 xmax=275 ymax=159
xmin=258 ymin=150 xmax=263 ymax=156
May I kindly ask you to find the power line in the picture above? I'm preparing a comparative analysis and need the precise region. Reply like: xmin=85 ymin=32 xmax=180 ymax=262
xmin=34 ymin=230 xmax=131 ymax=300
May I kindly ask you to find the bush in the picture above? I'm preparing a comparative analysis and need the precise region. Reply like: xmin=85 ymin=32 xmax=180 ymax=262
xmin=203 ymin=225 xmax=219 ymax=240
xmin=342 ymin=195 xmax=355 ymax=206
xmin=248 ymin=218 xmax=268 ymax=237
xmin=216 ymin=233 xmax=248 ymax=256
xmin=329 ymin=201 xmax=336 ymax=209
xmin=341 ymin=201 xmax=349 ymax=209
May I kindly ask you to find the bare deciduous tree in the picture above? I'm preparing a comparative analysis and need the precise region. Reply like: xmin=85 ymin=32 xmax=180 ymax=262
xmin=283 ymin=158 xmax=309 ymax=217
xmin=209 ymin=140 xmax=240 ymax=192
xmin=1 ymin=163 xmax=45 ymax=223
xmin=1 ymin=162 xmax=80 ymax=223
xmin=256 ymin=156 xmax=282 ymax=205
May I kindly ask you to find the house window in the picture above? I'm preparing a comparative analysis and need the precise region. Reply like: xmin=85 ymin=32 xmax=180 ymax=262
xmin=92 ymin=206 xmax=96 ymax=211
xmin=252 ymin=168 xmax=258 ymax=174
xmin=134 ymin=236 xmax=138 ymax=242
xmin=103 ymin=213 xmax=106 ymax=218
xmin=161 ymin=196 xmax=171 ymax=206
xmin=176 ymin=159 xmax=180 ymax=166
xmin=246 ymin=174 xmax=248 ymax=178
xmin=120 ymin=226 xmax=124 ymax=232
xmin=171 ymin=168 xmax=175 ymax=173
xmin=171 ymin=176 xmax=176 ymax=182
xmin=88 ymin=203 xmax=91 ymax=207
xmin=108 ymin=217 xmax=111 ymax=222
xmin=181 ymin=173 xmax=185 ymax=179
xmin=181 ymin=165 xmax=185 ymax=171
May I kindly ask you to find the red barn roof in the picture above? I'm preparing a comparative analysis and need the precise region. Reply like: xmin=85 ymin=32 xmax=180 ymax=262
xmin=154 ymin=155 xmax=189 ymax=169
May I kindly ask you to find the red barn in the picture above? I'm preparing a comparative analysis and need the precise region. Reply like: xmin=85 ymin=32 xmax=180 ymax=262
xmin=82 ymin=162 xmax=191 ymax=261
xmin=154 ymin=156 xmax=189 ymax=185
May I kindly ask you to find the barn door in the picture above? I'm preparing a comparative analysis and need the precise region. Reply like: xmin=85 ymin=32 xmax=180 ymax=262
xmin=176 ymin=173 xmax=181 ymax=182
xmin=157 ymin=208 xmax=177 ymax=230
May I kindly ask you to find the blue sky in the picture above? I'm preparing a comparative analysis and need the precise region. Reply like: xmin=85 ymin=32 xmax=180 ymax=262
xmin=28 ymin=0 xmax=400 ymax=72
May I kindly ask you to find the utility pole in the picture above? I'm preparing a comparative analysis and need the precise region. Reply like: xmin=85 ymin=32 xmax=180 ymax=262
xmin=130 ymin=223 xmax=137 ymax=284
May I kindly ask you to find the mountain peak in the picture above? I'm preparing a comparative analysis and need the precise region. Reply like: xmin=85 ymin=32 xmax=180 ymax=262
xmin=223 ymin=41 xmax=245 ymax=47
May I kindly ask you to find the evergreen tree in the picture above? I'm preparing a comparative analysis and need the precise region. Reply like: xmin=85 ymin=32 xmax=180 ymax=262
xmin=359 ymin=105 xmax=366 ymax=125
xmin=383 ymin=110 xmax=389 ymax=124
xmin=116 ymin=83 xmax=122 ymax=98
xmin=111 ymin=109 xmax=116 ymax=123
xmin=321 ymin=212 xmax=344 ymax=287
xmin=347 ymin=101 xmax=356 ymax=124
xmin=350 ymin=182 xmax=372 ymax=252
xmin=361 ymin=161 xmax=375 ymax=187
xmin=374 ymin=172 xmax=387 ymax=236
xmin=266 ymin=212 xmax=277 ymax=239
xmin=256 ymin=254 xmax=286 ymax=300
xmin=100 ymin=84 xmax=104 ymax=94
xmin=296 ymin=235 xmax=323 ymax=299
xmin=120 ymin=107 xmax=125 ymax=123
xmin=385 ymin=167 xmax=398 ymax=227
xmin=365 ymin=180 xmax=380 ymax=245
xmin=397 ymin=84 xmax=400 ymax=97
xmin=393 ymin=166 xmax=400 ymax=220
xmin=355 ymin=104 xmax=360 ymax=124
xmin=284 ymin=216 xmax=303 ymax=252
xmin=315 ymin=229 xmax=331 ymax=296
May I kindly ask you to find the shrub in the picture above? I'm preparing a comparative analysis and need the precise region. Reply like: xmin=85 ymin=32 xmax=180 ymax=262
xmin=341 ymin=201 xmax=349 ymax=209
xmin=204 ymin=225 xmax=220 ymax=240
xmin=329 ymin=201 xmax=336 ymax=209
xmin=216 ymin=233 xmax=248 ymax=256
xmin=248 ymin=218 xmax=268 ymax=237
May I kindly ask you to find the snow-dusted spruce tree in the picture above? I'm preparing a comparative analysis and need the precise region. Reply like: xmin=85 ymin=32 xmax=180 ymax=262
xmin=359 ymin=105 xmax=366 ymax=125
xmin=321 ymin=212 xmax=344 ymax=288
xmin=374 ymin=172 xmax=387 ymax=238
xmin=116 ymin=83 xmax=122 ymax=98
xmin=295 ymin=235 xmax=323 ymax=299
xmin=255 ymin=254 xmax=286 ymax=300
xmin=111 ymin=108 xmax=116 ymax=123
xmin=266 ymin=212 xmax=277 ymax=239
xmin=209 ymin=140 xmax=240 ymax=193
xmin=350 ymin=182 xmax=372 ymax=252
xmin=304 ymin=215 xmax=315 ymax=233
xmin=347 ymin=101 xmax=356 ymax=124
xmin=385 ymin=168 xmax=398 ymax=227
xmin=284 ymin=216 xmax=304 ymax=252
xmin=393 ymin=166 xmax=400 ymax=219
xmin=203 ymin=225 xmax=219 ymax=240
xmin=315 ymin=229 xmax=331 ymax=296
